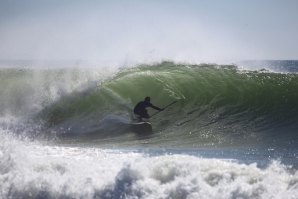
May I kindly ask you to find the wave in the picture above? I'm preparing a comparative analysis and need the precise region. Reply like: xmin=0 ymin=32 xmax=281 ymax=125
xmin=1 ymin=132 xmax=297 ymax=199
xmin=35 ymin=62 xmax=298 ymax=147
xmin=1 ymin=61 xmax=297 ymax=199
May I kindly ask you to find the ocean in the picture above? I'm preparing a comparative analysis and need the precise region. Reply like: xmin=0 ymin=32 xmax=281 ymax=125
xmin=0 ymin=60 xmax=297 ymax=199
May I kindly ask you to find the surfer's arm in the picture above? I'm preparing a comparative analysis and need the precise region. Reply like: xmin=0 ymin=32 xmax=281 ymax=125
xmin=150 ymin=104 xmax=164 ymax=111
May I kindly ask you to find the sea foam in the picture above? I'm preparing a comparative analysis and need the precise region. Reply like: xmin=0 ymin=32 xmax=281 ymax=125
xmin=1 ymin=132 xmax=297 ymax=199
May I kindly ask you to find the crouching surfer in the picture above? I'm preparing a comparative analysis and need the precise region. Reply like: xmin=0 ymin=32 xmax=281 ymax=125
xmin=133 ymin=97 xmax=164 ymax=121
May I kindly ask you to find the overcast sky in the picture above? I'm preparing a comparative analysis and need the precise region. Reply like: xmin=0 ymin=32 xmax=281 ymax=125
xmin=0 ymin=0 xmax=297 ymax=65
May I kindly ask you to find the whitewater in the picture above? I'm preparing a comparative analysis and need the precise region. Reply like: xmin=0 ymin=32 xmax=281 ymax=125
xmin=0 ymin=61 xmax=298 ymax=199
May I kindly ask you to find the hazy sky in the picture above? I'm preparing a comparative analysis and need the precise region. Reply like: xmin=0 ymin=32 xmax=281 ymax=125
xmin=0 ymin=0 xmax=297 ymax=65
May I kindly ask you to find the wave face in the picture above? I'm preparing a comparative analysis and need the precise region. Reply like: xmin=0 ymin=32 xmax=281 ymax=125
xmin=34 ymin=62 xmax=298 ymax=148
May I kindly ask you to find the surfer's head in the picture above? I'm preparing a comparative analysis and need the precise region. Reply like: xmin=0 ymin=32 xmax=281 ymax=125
xmin=144 ymin=96 xmax=151 ymax=102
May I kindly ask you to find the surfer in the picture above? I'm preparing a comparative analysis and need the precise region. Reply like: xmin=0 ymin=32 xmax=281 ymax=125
xmin=134 ymin=97 xmax=164 ymax=121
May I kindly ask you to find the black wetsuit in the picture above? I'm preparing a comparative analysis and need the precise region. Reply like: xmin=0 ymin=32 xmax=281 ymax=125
xmin=133 ymin=101 xmax=162 ymax=119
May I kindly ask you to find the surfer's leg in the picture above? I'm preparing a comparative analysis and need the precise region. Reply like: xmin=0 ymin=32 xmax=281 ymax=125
xmin=142 ymin=110 xmax=150 ymax=118
xmin=135 ymin=110 xmax=149 ymax=122
xmin=138 ymin=116 xmax=143 ymax=122
xmin=140 ymin=113 xmax=150 ymax=122
xmin=134 ymin=114 xmax=142 ymax=121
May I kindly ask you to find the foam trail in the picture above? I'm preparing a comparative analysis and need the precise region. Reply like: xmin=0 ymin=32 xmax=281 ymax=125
xmin=0 ymin=132 xmax=297 ymax=199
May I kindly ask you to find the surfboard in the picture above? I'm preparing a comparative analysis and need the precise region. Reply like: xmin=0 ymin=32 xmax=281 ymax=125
xmin=130 ymin=122 xmax=153 ymax=134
